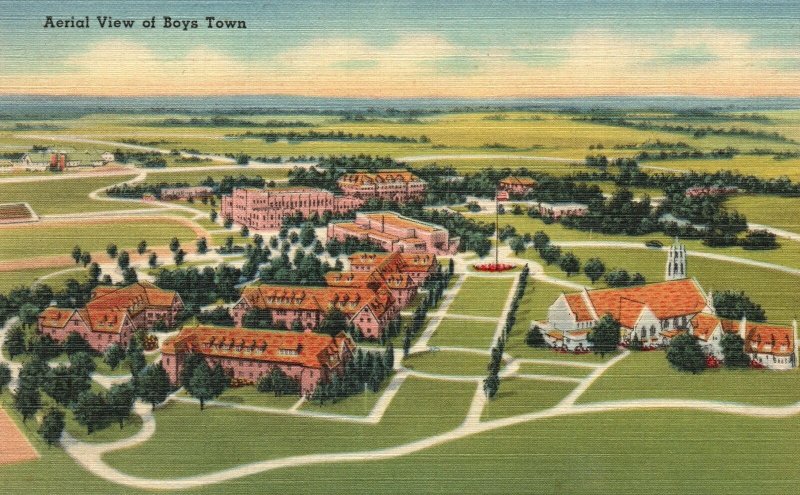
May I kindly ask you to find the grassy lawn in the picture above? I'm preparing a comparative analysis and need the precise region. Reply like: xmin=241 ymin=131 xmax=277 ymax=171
xmin=516 ymin=362 xmax=592 ymax=377
xmin=65 ymin=410 xmax=143 ymax=444
xmin=140 ymin=167 xmax=291 ymax=185
xmin=579 ymin=351 xmax=800 ymax=406
xmin=727 ymin=193 xmax=800 ymax=234
xmin=427 ymin=317 xmax=498 ymax=350
xmin=0 ymin=266 xmax=76 ymax=292
xmin=102 ymin=376 xmax=476 ymax=478
xmin=0 ymin=175 xmax=156 ymax=215
xmin=179 ymin=386 xmax=300 ymax=410
xmin=481 ymin=378 xmax=575 ymax=420
xmin=0 ymin=218 xmax=200 ymax=260
xmin=403 ymin=349 xmax=495 ymax=376
xmin=301 ymin=377 xmax=393 ymax=416
xmin=446 ymin=276 xmax=513 ymax=317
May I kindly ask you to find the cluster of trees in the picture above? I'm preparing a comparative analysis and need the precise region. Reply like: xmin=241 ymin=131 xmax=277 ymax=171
xmin=587 ymin=315 xmax=621 ymax=356
xmin=258 ymin=249 xmax=336 ymax=286
xmin=402 ymin=280 xmax=444 ymax=357
xmin=712 ymin=291 xmax=766 ymax=322
xmin=501 ymin=265 xmax=529 ymax=340
xmin=144 ymin=117 xmax=314 ymax=128
xmin=311 ymin=346 xmax=394 ymax=405
xmin=112 ymin=149 xmax=167 ymax=168
xmin=525 ymin=231 xmax=585 ymax=278
xmin=287 ymin=155 xmax=403 ymax=191
xmin=575 ymin=116 xmax=794 ymax=143
xmin=484 ymin=336 xmax=505 ymax=399
xmin=666 ymin=332 xmax=753 ymax=373
xmin=325 ymin=236 xmax=386 ymax=257
xmin=635 ymin=147 xmax=739 ymax=161
xmin=236 ymin=130 xmax=422 ymax=143
xmin=154 ymin=264 xmax=242 ymax=314
xmin=257 ymin=368 xmax=300 ymax=396
xmin=179 ymin=354 xmax=230 ymax=409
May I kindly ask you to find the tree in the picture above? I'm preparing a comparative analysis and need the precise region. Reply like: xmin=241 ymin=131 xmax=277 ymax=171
xmin=533 ymin=231 xmax=550 ymax=251
xmin=148 ymin=252 xmax=158 ymax=269
xmin=300 ymin=223 xmax=316 ymax=247
xmin=525 ymin=325 xmax=546 ymax=348
xmin=196 ymin=237 xmax=208 ymax=254
xmin=27 ymin=334 xmax=61 ymax=361
xmin=279 ymin=225 xmax=289 ymax=239
xmin=18 ymin=303 xmax=39 ymax=329
xmin=587 ymin=315 xmax=620 ymax=357
xmin=136 ymin=364 xmax=171 ymax=410
xmin=242 ymin=308 xmax=272 ymax=329
xmin=209 ymin=209 xmax=219 ymax=223
xmin=80 ymin=251 xmax=92 ymax=267
xmin=42 ymin=364 xmax=90 ymax=406
xmin=559 ymin=252 xmax=581 ymax=277
xmin=666 ymin=333 xmax=706 ymax=373
xmin=223 ymin=217 xmax=234 ymax=229
xmin=403 ymin=329 xmax=412 ymax=357
xmin=73 ymin=390 xmax=108 ymax=435
xmin=71 ymin=246 xmax=82 ymax=264
xmin=326 ymin=238 xmax=341 ymax=257
xmin=69 ymin=351 xmax=96 ymax=376
xmin=4 ymin=324 xmax=26 ymax=360
xmin=137 ymin=240 xmax=148 ymax=255
xmin=14 ymin=379 xmax=41 ymax=423
xmin=604 ymin=268 xmax=631 ymax=288
xmin=188 ymin=362 xmax=217 ymax=410
xmin=539 ymin=245 xmax=562 ymax=265
xmin=713 ymin=291 xmax=766 ymax=322
xmin=106 ymin=244 xmax=118 ymax=259
xmin=508 ymin=236 xmax=526 ymax=255
xmin=291 ymin=319 xmax=304 ymax=332
xmin=174 ymin=249 xmax=186 ymax=266
xmin=169 ymin=237 xmax=181 ymax=253
xmin=583 ymin=257 xmax=606 ymax=284
xmin=104 ymin=343 xmax=126 ymax=371
xmin=64 ymin=331 xmax=90 ymax=357
xmin=253 ymin=234 xmax=264 ymax=248
xmin=483 ymin=373 xmax=500 ymax=399
xmin=107 ymin=382 xmax=136 ymax=428
xmin=38 ymin=407 xmax=65 ymax=446
xmin=0 ymin=363 xmax=11 ymax=394
xmin=179 ymin=353 xmax=206 ymax=387
xmin=318 ymin=308 xmax=348 ymax=336
xmin=741 ymin=229 xmax=778 ymax=250
xmin=720 ymin=333 xmax=750 ymax=368
xmin=127 ymin=338 xmax=146 ymax=376
xmin=89 ymin=261 xmax=102 ymax=281
xmin=122 ymin=267 xmax=138 ymax=285
xmin=240 ymin=225 xmax=250 ymax=238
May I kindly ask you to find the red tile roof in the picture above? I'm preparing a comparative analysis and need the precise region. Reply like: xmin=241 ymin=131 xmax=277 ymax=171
xmin=499 ymin=176 xmax=537 ymax=187
xmin=742 ymin=322 xmax=795 ymax=357
xmin=564 ymin=293 xmax=593 ymax=322
xmin=690 ymin=313 xmax=722 ymax=341
xmin=240 ymin=284 xmax=394 ymax=319
xmin=162 ymin=326 xmax=354 ymax=369
xmin=338 ymin=170 xmax=421 ymax=187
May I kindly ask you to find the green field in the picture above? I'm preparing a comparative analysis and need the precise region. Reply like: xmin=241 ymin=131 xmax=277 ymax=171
xmin=446 ymin=276 xmax=513 ymax=317
xmin=0 ymin=218 xmax=200 ymax=260
xmin=102 ymin=377 xmax=475 ymax=478
xmin=580 ymin=351 xmax=800 ymax=406
xmin=427 ymin=317 xmax=498 ymax=349
xmin=516 ymin=362 xmax=592 ymax=377
xmin=0 ymin=175 xmax=154 ymax=214
xmin=0 ymin=266 xmax=81 ymax=291
xmin=402 ymin=349 xmax=495 ymax=376
xmin=179 ymin=386 xmax=299 ymax=410
xmin=140 ymin=167 xmax=291 ymax=185
xmin=727 ymin=194 xmax=800 ymax=234
xmin=481 ymin=378 xmax=575 ymax=420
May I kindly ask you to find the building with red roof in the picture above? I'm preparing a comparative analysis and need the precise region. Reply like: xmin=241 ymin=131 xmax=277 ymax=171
xmin=38 ymin=282 xmax=183 ymax=352
xmin=498 ymin=176 xmax=537 ymax=197
xmin=337 ymin=170 xmax=426 ymax=203
xmin=327 ymin=211 xmax=459 ymax=255
xmin=161 ymin=325 xmax=355 ymax=394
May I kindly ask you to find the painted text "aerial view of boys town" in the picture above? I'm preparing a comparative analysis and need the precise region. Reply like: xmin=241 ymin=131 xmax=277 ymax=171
xmin=2 ymin=1 xmax=800 ymax=493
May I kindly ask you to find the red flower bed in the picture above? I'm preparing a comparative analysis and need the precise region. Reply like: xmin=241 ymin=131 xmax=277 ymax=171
xmin=473 ymin=263 xmax=516 ymax=272
xmin=706 ymin=355 xmax=720 ymax=369
xmin=750 ymin=359 xmax=766 ymax=370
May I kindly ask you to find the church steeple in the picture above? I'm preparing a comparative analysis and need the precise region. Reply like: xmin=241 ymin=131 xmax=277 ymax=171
xmin=665 ymin=237 xmax=687 ymax=280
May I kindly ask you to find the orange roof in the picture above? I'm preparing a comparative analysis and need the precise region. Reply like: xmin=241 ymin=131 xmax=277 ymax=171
xmin=564 ymin=293 xmax=593 ymax=322
xmin=162 ymin=326 xmax=355 ymax=369
xmin=742 ymin=322 xmax=795 ymax=356
xmin=661 ymin=329 xmax=686 ymax=338
xmin=585 ymin=279 xmax=707 ymax=328
xmin=499 ymin=176 xmax=537 ymax=186
xmin=39 ymin=308 xmax=76 ymax=328
xmin=338 ymin=170 xmax=421 ymax=187
xmin=240 ymin=284 xmax=394 ymax=319
xmin=690 ymin=313 xmax=722 ymax=341
xmin=364 ymin=212 xmax=439 ymax=233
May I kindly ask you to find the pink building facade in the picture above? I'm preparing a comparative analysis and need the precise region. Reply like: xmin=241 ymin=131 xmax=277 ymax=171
xmin=161 ymin=326 xmax=355 ymax=395
xmin=327 ymin=212 xmax=459 ymax=256
xmin=220 ymin=187 xmax=364 ymax=230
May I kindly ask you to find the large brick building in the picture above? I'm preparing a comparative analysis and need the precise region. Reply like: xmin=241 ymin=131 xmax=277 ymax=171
xmin=220 ymin=186 xmax=364 ymax=230
xmin=327 ymin=211 xmax=459 ymax=255
xmin=337 ymin=170 xmax=426 ymax=202
xmin=231 ymin=251 xmax=438 ymax=339
xmin=38 ymin=282 xmax=183 ymax=352
xmin=161 ymin=326 xmax=355 ymax=395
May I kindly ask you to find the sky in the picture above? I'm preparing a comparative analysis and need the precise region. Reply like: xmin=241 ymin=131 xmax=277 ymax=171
xmin=0 ymin=0 xmax=798 ymax=98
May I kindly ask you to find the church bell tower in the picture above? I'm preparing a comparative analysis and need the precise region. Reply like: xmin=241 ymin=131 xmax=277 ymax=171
xmin=665 ymin=238 xmax=687 ymax=280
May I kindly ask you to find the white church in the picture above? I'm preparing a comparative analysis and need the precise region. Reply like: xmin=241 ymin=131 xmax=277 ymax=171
xmin=544 ymin=239 xmax=798 ymax=370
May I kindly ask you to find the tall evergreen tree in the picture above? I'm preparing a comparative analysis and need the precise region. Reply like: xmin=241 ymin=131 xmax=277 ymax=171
xmin=38 ymin=407 xmax=65 ymax=446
